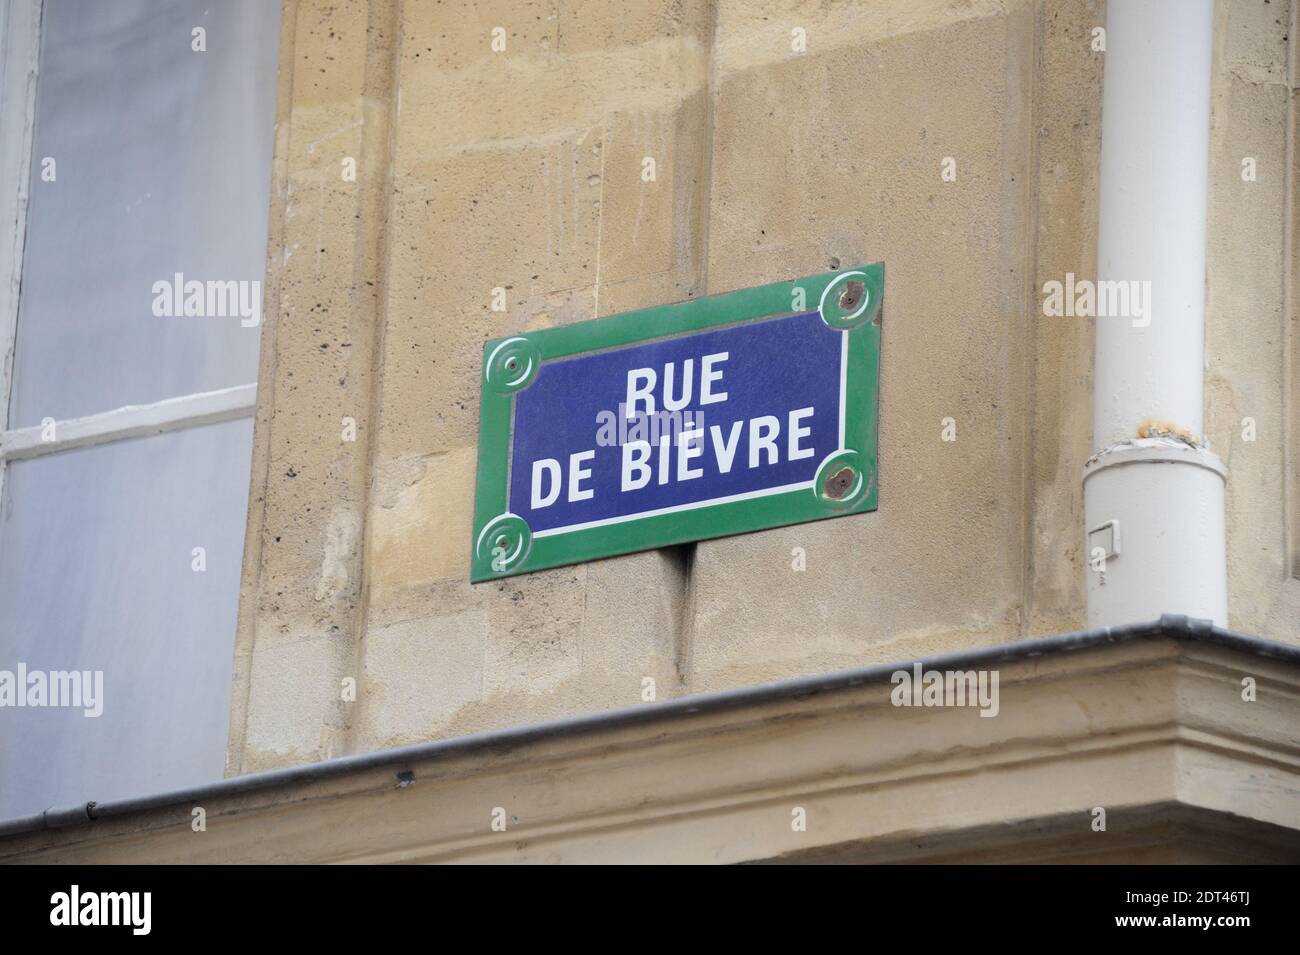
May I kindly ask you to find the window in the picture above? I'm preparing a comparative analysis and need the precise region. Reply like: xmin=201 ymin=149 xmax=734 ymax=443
xmin=0 ymin=0 xmax=280 ymax=819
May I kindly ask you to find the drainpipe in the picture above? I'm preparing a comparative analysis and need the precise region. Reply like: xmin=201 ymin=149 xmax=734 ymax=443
xmin=1084 ymin=0 xmax=1226 ymax=627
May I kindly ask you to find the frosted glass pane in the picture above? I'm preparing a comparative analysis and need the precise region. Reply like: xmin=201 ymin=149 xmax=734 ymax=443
xmin=0 ymin=418 xmax=254 ymax=819
xmin=8 ymin=0 xmax=280 ymax=426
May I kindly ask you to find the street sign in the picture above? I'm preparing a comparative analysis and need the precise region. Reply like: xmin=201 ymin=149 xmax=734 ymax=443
xmin=470 ymin=263 xmax=882 ymax=581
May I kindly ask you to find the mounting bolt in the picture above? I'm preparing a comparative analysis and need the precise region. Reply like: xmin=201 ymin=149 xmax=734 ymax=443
xmin=838 ymin=280 xmax=864 ymax=313
xmin=824 ymin=465 xmax=856 ymax=499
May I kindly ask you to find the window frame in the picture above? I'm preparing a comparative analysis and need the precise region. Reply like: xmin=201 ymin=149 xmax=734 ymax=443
xmin=0 ymin=0 xmax=256 ymax=529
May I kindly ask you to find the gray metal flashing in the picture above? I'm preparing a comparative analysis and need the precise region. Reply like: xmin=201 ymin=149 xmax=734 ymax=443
xmin=1 ymin=614 xmax=1296 ymax=839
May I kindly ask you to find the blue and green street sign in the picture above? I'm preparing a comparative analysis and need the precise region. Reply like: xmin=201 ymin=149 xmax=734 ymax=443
xmin=471 ymin=264 xmax=883 ymax=581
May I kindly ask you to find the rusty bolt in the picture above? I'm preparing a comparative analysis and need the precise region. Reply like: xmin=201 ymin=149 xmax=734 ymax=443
xmin=504 ymin=356 xmax=519 ymax=372
xmin=838 ymin=280 xmax=864 ymax=313
xmin=824 ymin=465 xmax=856 ymax=499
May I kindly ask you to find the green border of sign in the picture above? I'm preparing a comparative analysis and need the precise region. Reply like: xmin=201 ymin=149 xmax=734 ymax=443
xmin=470 ymin=263 xmax=883 ymax=582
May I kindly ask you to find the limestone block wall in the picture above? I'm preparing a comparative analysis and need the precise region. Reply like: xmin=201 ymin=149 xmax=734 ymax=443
xmin=227 ymin=0 xmax=1300 ymax=774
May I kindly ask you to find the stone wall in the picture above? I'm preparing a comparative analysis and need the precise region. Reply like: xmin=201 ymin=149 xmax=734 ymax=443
xmin=227 ymin=0 xmax=1300 ymax=774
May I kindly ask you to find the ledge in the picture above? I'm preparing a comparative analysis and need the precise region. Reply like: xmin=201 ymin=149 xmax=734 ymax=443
xmin=2 ymin=615 xmax=1298 ymax=863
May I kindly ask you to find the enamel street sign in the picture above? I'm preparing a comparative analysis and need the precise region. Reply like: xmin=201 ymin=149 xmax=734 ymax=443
xmin=470 ymin=263 xmax=883 ymax=581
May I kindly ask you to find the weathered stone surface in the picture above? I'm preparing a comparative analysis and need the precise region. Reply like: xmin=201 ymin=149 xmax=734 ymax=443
xmin=228 ymin=0 xmax=1300 ymax=773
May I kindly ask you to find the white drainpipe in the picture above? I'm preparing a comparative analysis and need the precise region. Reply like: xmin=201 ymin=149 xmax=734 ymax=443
xmin=1084 ymin=0 xmax=1227 ymax=627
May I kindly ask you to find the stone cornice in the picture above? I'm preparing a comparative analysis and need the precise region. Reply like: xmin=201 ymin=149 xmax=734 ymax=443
xmin=2 ymin=617 xmax=1297 ymax=863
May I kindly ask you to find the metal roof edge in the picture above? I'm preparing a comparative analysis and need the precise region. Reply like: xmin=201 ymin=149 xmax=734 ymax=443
xmin=2 ymin=613 xmax=1295 ymax=839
